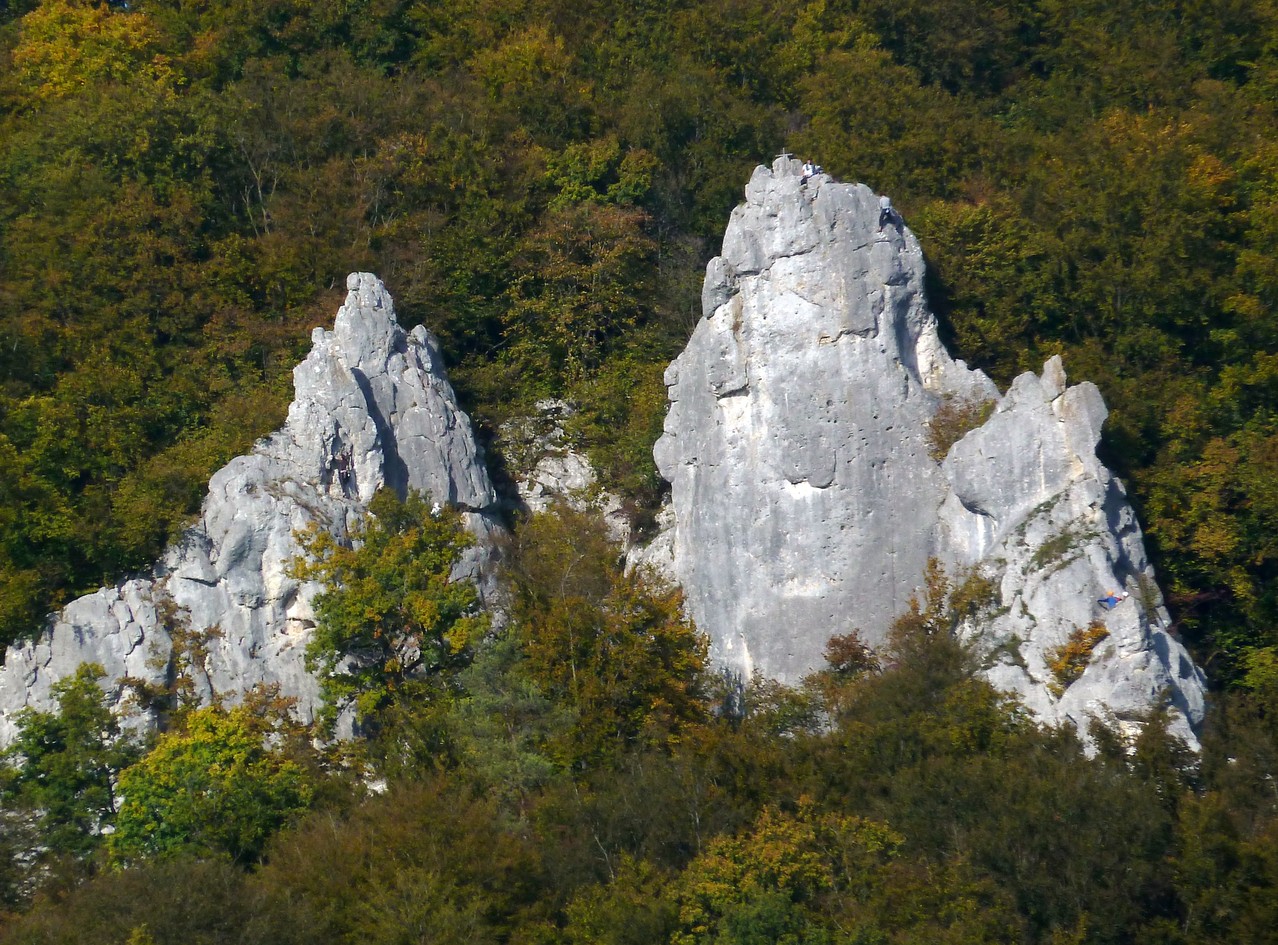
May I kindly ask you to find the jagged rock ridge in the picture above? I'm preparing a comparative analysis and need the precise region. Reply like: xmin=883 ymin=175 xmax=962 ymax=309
xmin=0 ymin=274 xmax=498 ymax=744
xmin=654 ymin=157 xmax=1206 ymax=745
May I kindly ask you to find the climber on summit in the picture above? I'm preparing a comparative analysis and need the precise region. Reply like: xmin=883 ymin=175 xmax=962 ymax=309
xmin=878 ymin=195 xmax=897 ymax=230
xmin=1097 ymin=590 xmax=1128 ymax=610
xmin=801 ymin=160 xmax=815 ymax=183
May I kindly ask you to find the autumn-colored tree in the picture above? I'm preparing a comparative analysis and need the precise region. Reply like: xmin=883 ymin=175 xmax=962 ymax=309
xmin=0 ymin=856 xmax=260 ymax=944
xmin=5 ymin=3 xmax=1278 ymax=936
xmin=291 ymin=488 xmax=486 ymax=731
xmin=251 ymin=777 xmax=551 ymax=945
xmin=563 ymin=855 xmax=679 ymax=945
xmin=10 ymin=0 xmax=175 ymax=102
xmin=671 ymin=801 xmax=901 ymax=945
xmin=503 ymin=506 xmax=709 ymax=768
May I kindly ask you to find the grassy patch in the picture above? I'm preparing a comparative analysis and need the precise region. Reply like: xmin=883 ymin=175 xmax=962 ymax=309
xmin=926 ymin=394 xmax=996 ymax=462
xmin=1029 ymin=524 xmax=1098 ymax=573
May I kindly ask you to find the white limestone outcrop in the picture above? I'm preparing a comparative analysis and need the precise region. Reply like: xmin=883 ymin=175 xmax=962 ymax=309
xmin=0 ymin=173 xmax=1208 ymax=751
xmin=0 ymin=274 xmax=498 ymax=743
xmin=654 ymin=157 xmax=1206 ymax=745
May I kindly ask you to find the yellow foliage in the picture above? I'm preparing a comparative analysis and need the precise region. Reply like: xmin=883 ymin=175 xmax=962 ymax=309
xmin=1047 ymin=622 xmax=1110 ymax=693
xmin=672 ymin=800 xmax=901 ymax=945
xmin=13 ymin=0 xmax=176 ymax=101
xmin=1188 ymin=152 xmax=1235 ymax=195
xmin=1191 ymin=520 xmax=1241 ymax=560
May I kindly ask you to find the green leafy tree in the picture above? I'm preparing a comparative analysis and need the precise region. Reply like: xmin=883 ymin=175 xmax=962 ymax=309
xmin=251 ymin=778 xmax=551 ymax=945
xmin=794 ymin=33 xmax=997 ymax=201
xmin=671 ymin=801 xmax=898 ymax=945
xmin=565 ymin=357 xmax=672 ymax=507
xmin=503 ymin=200 xmax=658 ymax=388
xmin=470 ymin=23 xmax=588 ymax=138
xmin=291 ymin=488 xmax=487 ymax=731
xmin=0 ymin=663 xmax=139 ymax=866
xmin=1174 ymin=674 xmax=1278 ymax=943
xmin=439 ymin=634 xmax=568 ymax=813
xmin=912 ymin=197 xmax=1060 ymax=384
xmin=0 ymin=855 xmax=261 ymax=944
xmin=108 ymin=703 xmax=312 ymax=865
xmin=851 ymin=0 xmax=1040 ymax=95
xmin=503 ymin=505 xmax=709 ymax=769
xmin=563 ymin=855 xmax=679 ymax=945
xmin=805 ymin=568 xmax=1188 ymax=944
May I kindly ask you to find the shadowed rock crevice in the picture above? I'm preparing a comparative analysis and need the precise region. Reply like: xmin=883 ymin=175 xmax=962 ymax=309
xmin=351 ymin=367 xmax=408 ymax=498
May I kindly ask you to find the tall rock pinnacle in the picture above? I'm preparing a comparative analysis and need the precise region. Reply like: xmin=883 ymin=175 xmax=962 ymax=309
xmin=654 ymin=157 xmax=1206 ymax=744
xmin=0 ymin=274 xmax=498 ymax=743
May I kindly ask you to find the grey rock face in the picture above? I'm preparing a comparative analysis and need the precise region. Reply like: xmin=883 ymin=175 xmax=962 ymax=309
xmin=655 ymin=158 xmax=1206 ymax=745
xmin=0 ymin=273 xmax=498 ymax=745
xmin=502 ymin=400 xmax=631 ymax=544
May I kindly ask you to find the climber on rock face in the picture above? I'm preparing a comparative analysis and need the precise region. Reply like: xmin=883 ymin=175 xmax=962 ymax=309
xmin=878 ymin=195 xmax=897 ymax=230
xmin=1098 ymin=590 xmax=1129 ymax=610
xmin=334 ymin=448 xmax=353 ymax=493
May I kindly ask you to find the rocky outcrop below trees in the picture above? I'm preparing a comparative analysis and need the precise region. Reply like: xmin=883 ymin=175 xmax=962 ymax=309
xmin=499 ymin=400 xmax=631 ymax=544
xmin=0 ymin=172 xmax=1210 ymax=750
xmin=654 ymin=157 xmax=1207 ymax=745
xmin=0 ymin=274 xmax=498 ymax=744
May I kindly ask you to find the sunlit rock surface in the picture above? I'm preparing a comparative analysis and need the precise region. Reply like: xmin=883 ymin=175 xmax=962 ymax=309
xmin=654 ymin=157 xmax=1206 ymax=745
xmin=0 ymin=274 xmax=498 ymax=743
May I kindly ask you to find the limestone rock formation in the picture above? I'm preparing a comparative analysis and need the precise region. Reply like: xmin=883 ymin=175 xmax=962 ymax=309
xmin=502 ymin=400 xmax=631 ymax=543
xmin=655 ymin=157 xmax=1206 ymax=745
xmin=0 ymin=274 xmax=498 ymax=745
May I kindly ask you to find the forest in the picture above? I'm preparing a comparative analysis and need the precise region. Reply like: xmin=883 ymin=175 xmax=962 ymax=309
xmin=1 ymin=0 xmax=1278 ymax=941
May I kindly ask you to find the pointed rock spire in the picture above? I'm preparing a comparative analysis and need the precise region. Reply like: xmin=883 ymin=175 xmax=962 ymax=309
xmin=0 ymin=274 xmax=498 ymax=743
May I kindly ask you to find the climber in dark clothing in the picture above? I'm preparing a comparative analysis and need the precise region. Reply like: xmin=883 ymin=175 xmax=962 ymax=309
xmin=334 ymin=449 xmax=353 ymax=491
xmin=878 ymin=195 xmax=897 ymax=230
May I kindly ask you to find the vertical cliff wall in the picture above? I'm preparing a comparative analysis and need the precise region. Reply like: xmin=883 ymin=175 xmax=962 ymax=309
xmin=655 ymin=158 xmax=1206 ymax=744
xmin=0 ymin=274 xmax=498 ymax=743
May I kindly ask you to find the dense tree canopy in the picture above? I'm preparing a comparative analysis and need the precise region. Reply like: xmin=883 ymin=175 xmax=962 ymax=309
xmin=4 ymin=0 xmax=1278 ymax=939
xmin=1 ymin=0 xmax=1276 ymax=687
